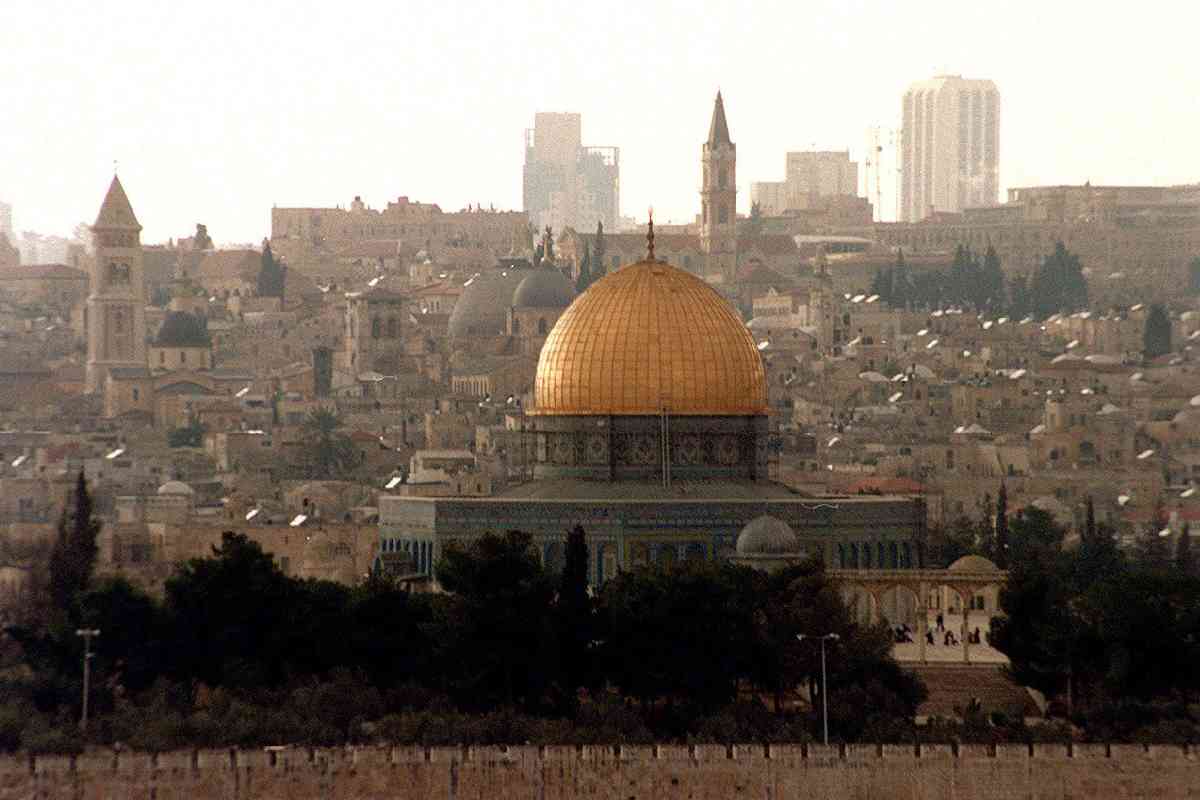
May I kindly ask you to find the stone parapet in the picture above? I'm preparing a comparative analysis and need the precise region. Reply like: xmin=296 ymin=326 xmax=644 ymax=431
xmin=0 ymin=743 xmax=1196 ymax=799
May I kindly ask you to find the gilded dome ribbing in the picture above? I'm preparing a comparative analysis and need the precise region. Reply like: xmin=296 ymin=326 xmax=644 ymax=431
xmin=532 ymin=258 xmax=767 ymax=416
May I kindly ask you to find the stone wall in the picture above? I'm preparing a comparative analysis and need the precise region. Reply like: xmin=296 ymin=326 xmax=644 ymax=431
xmin=2 ymin=743 xmax=1198 ymax=799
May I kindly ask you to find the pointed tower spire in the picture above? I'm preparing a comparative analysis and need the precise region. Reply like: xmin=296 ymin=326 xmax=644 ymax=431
xmin=94 ymin=175 xmax=141 ymax=230
xmin=707 ymin=91 xmax=731 ymax=146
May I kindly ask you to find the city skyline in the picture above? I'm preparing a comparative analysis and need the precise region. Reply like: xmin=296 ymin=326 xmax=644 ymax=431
xmin=2 ymin=0 xmax=1199 ymax=242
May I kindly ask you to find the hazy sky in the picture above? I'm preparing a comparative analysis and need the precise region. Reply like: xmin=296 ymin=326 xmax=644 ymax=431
xmin=3 ymin=0 xmax=1198 ymax=243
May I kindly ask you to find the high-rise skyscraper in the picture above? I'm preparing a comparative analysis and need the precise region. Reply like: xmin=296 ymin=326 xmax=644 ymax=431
xmin=0 ymin=201 xmax=12 ymax=242
xmin=900 ymin=75 xmax=999 ymax=222
xmin=522 ymin=113 xmax=619 ymax=234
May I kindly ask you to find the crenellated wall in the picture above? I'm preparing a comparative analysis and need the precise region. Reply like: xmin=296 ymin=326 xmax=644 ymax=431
xmin=1 ymin=742 xmax=1197 ymax=799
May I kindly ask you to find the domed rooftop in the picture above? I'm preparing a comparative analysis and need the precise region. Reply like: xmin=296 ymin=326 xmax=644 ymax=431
xmin=512 ymin=266 xmax=575 ymax=309
xmin=157 ymin=480 xmax=195 ymax=496
xmin=736 ymin=515 xmax=799 ymax=556
xmin=947 ymin=554 xmax=1000 ymax=572
xmin=155 ymin=311 xmax=211 ymax=347
xmin=532 ymin=256 xmax=767 ymax=416
xmin=448 ymin=268 xmax=525 ymax=341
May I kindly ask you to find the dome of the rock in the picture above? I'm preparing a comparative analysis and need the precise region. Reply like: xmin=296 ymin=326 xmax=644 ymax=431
xmin=532 ymin=257 xmax=767 ymax=416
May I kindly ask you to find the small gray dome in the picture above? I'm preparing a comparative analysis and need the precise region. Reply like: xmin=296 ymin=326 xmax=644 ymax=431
xmin=448 ymin=268 xmax=526 ymax=341
xmin=736 ymin=515 xmax=799 ymax=556
xmin=157 ymin=480 xmax=194 ymax=496
xmin=512 ymin=267 xmax=576 ymax=309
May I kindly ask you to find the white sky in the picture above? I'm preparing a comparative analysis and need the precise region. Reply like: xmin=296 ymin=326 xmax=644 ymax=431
xmin=2 ymin=0 xmax=1198 ymax=243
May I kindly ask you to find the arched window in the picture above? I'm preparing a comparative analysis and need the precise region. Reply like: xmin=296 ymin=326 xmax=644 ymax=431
xmin=371 ymin=317 xmax=381 ymax=339
xmin=537 ymin=318 xmax=548 ymax=335
xmin=386 ymin=317 xmax=399 ymax=338
xmin=718 ymin=205 xmax=728 ymax=224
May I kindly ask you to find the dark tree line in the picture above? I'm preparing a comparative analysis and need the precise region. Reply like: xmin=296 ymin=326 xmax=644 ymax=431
xmin=989 ymin=498 xmax=1200 ymax=739
xmin=3 ymin=513 xmax=926 ymax=751
xmin=870 ymin=242 xmax=1088 ymax=320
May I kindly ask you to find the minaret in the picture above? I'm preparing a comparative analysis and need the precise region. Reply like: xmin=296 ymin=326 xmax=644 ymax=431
xmin=700 ymin=91 xmax=737 ymax=284
xmin=86 ymin=175 xmax=147 ymax=392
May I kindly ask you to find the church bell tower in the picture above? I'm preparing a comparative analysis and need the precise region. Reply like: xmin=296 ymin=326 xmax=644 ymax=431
xmin=86 ymin=175 xmax=147 ymax=392
xmin=700 ymin=91 xmax=737 ymax=284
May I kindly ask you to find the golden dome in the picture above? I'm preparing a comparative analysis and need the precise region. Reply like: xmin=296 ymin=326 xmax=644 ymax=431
xmin=532 ymin=257 xmax=767 ymax=416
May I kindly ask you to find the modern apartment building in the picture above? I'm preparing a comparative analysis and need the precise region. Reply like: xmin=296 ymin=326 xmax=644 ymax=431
xmin=900 ymin=75 xmax=999 ymax=222
xmin=522 ymin=112 xmax=619 ymax=234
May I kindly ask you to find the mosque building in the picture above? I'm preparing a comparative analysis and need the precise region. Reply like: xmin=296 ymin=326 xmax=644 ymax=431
xmin=378 ymin=220 xmax=925 ymax=583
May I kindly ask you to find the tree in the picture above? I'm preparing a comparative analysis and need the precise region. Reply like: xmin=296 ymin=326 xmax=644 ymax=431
xmin=979 ymin=244 xmax=1005 ymax=312
xmin=1142 ymin=303 xmax=1172 ymax=360
xmin=300 ymin=408 xmax=359 ymax=479
xmin=257 ymin=242 xmax=286 ymax=298
xmin=164 ymin=532 xmax=299 ymax=689
xmin=575 ymin=243 xmax=592 ymax=294
xmin=1007 ymin=507 xmax=1066 ymax=567
xmin=994 ymin=483 xmax=1009 ymax=569
xmin=1135 ymin=501 xmax=1173 ymax=572
xmin=556 ymin=525 xmax=593 ymax=707
xmin=167 ymin=420 xmax=206 ymax=448
xmin=949 ymin=245 xmax=979 ymax=308
xmin=1007 ymin=272 xmax=1031 ymax=319
xmin=1030 ymin=242 xmax=1088 ymax=319
xmin=1176 ymin=523 xmax=1194 ymax=576
xmin=593 ymin=220 xmax=607 ymax=279
xmin=597 ymin=561 xmax=756 ymax=712
xmin=435 ymin=531 xmax=557 ymax=711
xmin=47 ymin=471 xmax=101 ymax=620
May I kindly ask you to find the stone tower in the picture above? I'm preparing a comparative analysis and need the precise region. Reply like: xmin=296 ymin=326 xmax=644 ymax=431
xmin=87 ymin=176 xmax=147 ymax=392
xmin=700 ymin=91 xmax=737 ymax=284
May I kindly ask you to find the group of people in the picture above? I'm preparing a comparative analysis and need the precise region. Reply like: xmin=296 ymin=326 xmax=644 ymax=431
xmin=891 ymin=614 xmax=985 ymax=647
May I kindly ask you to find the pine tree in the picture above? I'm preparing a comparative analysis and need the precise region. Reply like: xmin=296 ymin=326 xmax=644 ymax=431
xmin=1177 ymin=522 xmax=1194 ymax=575
xmin=556 ymin=525 xmax=593 ymax=707
xmin=47 ymin=471 xmax=101 ymax=618
xmin=1142 ymin=304 xmax=1172 ymax=361
xmin=994 ymin=483 xmax=1009 ymax=569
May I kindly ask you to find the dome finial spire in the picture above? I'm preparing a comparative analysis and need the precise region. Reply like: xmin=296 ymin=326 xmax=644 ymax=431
xmin=646 ymin=207 xmax=655 ymax=262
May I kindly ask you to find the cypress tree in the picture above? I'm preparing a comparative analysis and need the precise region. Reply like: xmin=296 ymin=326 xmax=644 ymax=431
xmin=1177 ymin=522 xmax=1194 ymax=575
xmin=576 ymin=243 xmax=592 ymax=294
xmin=994 ymin=483 xmax=1009 ymax=569
xmin=1142 ymin=304 xmax=1172 ymax=361
xmin=556 ymin=525 xmax=593 ymax=707
xmin=980 ymin=244 xmax=1004 ymax=312
xmin=593 ymin=221 xmax=607 ymax=279
xmin=47 ymin=471 xmax=101 ymax=618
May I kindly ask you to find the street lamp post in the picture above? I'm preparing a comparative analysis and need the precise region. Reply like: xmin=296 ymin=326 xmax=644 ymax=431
xmin=75 ymin=628 xmax=100 ymax=731
xmin=797 ymin=633 xmax=840 ymax=745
